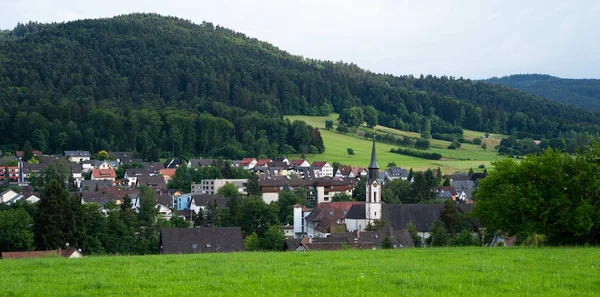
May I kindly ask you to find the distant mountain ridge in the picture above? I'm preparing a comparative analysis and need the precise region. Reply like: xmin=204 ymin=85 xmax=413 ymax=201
xmin=485 ymin=74 xmax=600 ymax=111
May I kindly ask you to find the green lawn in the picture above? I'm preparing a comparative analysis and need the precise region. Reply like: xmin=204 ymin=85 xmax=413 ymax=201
xmin=1 ymin=248 xmax=598 ymax=296
xmin=286 ymin=114 xmax=506 ymax=173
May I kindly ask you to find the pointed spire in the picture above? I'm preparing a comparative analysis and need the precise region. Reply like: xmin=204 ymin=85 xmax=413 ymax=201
xmin=368 ymin=137 xmax=379 ymax=170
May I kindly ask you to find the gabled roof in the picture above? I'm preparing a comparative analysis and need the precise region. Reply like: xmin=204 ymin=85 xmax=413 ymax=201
xmin=305 ymin=202 xmax=363 ymax=233
xmin=91 ymin=169 xmax=116 ymax=179
xmin=255 ymin=159 xmax=272 ymax=166
xmin=450 ymin=174 xmax=470 ymax=181
xmin=345 ymin=204 xmax=366 ymax=219
xmin=453 ymin=180 xmax=475 ymax=191
xmin=336 ymin=165 xmax=352 ymax=177
xmin=160 ymin=168 xmax=177 ymax=177
xmin=81 ymin=180 xmax=114 ymax=190
xmin=311 ymin=161 xmax=330 ymax=168
xmin=382 ymin=204 xmax=444 ymax=232
xmin=81 ymin=191 xmax=118 ymax=206
xmin=163 ymin=159 xmax=183 ymax=169
xmin=191 ymin=194 xmax=227 ymax=208
xmin=160 ymin=227 xmax=244 ymax=254
xmin=239 ymin=158 xmax=257 ymax=166
xmin=289 ymin=159 xmax=309 ymax=167
xmin=136 ymin=176 xmax=167 ymax=190
xmin=64 ymin=150 xmax=91 ymax=157
xmin=387 ymin=167 xmax=408 ymax=177
xmin=267 ymin=161 xmax=289 ymax=169
xmin=188 ymin=159 xmax=215 ymax=168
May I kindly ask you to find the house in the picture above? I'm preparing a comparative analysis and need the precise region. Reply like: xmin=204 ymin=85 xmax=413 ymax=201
xmin=0 ymin=166 xmax=20 ymax=183
xmin=81 ymin=191 xmax=120 ymax=213
xmin=385 ymin=167 xmax=409 ymax=182
xmin=335 ymin=165 xmax=354 ymax=178
xmin=289 ymin=159 xmax=310 ymax=168
xmin=1 ymin=248 xmax=83 ymax=259
xmin=295 ymin=202 xmax=363 ymax=238
xmin=255 ymin=159 xmax=272 ymax=167
xmin=15 ymin=150 xmax=43 ymax=159
xmin=160 ymin=227 xmax=244 ymax=254
xmin=259 ymin=178 xmax=354 ymax=206
xmin=163 ymin=158 xmax=184 ymax=169
xmin=292 ymin=230 xmax=414 ymax=251
xmin=187 ymin=159 xmax=216 ymax=168
xmin=238 ymin=158 xmax=257 ymax=170
xmin=189 ymin=194 xmax=227 ymax=214
xmin=124 ymin=168 xmax=152 ymax=187
xmin=136 ymin=176 xmax=167 ymax=191
xmin=1 ymin=189 xmax=23 ymax=204
xmin=351 ymin=167 xmax=368 ymax=178
xmin=91 ymin=169 xmax=117 ymax=182
xmin=273 ymin=157 xmax=290 ymax=165
xmin=80 ymin=180 xmax=114 ymax=191
xmin=69 ymin=163 xmax=84 ymax=188
xmin=432 ymin=186 xmax=457 ymax=201
xmin=159 ymin=168 xmax=177 ymax=183
xmin=24 ymin=194 xmax=40 ymax=204
xmin=310 ymin=161 xmax=334 ymax=177
xmin=191 ymin=179 xmax=248 ymax=195
xmin=453 ymin=180 xmax=475 ymax=202
xmin=381 ymin=204 xmax=445 ymax=240
xmin=108 ymin=152 xmax=136 ymax=164
xmin=64 ymin=151 xmax=91 ymax=163
xmin=94 ymin=160 xmax=120 ymax=170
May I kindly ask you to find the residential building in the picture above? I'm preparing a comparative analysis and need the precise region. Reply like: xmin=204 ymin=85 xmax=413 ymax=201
xmin=160 ymin=168 xmax=176 ymax=183
xmin=187 ymin=158 xmax=216 ymax=168
xmin=64 ymin=151 xmax=91 ymax=163
xmin=191 ymin=179 xmax=248 ymax=195
xmin=1 ymin=189 xmax=23 ymax=204
xmin=163 ymin=158 xmax=184 ymax=169
xmin=310 ymin=161 xmax=333 ymax=177
xmin=136 ymin=176 xmax=167 ymax=191
xmin=260 ymin=178 xmax=354 ymax=206
xmin=91 ymin=169 xmax=117 ymax=182
xmin=108 ymin=152 xmax=136 ymax=164
xmin=384 ymin=167 xmax=409 ymax=182
xmin=15 ymin=150 xmax=43 ymax=159
xmin=0 ymin=166 xmax=19 ymax=183
xmin=238 ymin=158 xmax=257 ymax=169
xmin=160 ymin=227 xmax=244 ymax=254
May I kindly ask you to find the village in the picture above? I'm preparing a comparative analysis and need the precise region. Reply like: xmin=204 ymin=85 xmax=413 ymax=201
xmin=0 ymin=139 xmax=486 ymax=259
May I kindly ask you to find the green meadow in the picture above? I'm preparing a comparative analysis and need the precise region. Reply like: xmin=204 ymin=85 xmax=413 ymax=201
xmin=0 ymin=248 xmax=598 ymax=296
xmin=285 ymin=114 xmax=507 ymax=173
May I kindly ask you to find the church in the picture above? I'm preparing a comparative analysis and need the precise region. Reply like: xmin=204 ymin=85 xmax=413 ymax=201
xmin=292 ymin=138 xmax=477 ymax=243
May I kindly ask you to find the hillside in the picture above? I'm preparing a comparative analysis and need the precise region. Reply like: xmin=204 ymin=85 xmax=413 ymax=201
xmin=286 ymin=114 xmax=503 ymax=173
xmin=485 ymin=74 xmax=600 ymax=111
xmin=1 ymin=14 xmax=600 ymax=160
xmin=1 ymin=248 xmax=598 ymax=296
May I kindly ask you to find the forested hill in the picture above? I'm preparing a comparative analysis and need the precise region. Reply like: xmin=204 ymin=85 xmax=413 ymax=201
xmin=1 ymin=14 xmax=600 ymax=160
xmin=485 ymin=74 xmax=600 ymax=111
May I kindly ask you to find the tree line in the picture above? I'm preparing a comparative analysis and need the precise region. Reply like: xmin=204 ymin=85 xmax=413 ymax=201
xmin=2 ymin=14 xmax=600 ymax=160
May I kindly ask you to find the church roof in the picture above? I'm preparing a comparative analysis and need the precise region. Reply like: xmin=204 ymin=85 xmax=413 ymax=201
xmin=345 ymin=204 xmax=366 ymax=219
xmin=368 ymin=138 xmax=379 ymax=169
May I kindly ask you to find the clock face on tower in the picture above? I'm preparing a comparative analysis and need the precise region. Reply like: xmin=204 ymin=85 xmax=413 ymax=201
xmin=372 ymin=183 xmax=378 ymax=188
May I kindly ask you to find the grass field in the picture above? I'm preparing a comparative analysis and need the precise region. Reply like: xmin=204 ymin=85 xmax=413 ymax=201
xmin=285 ymin=114 xmax=507 ymax=173
xmin=1 ymin=248 xmax=599 ymax=296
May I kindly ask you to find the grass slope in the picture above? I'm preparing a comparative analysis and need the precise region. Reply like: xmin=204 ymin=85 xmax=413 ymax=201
xmin=286 ymin=114 xmax=505 ymax=173
xmin=0 ymin=248 xmax=599 ymax=296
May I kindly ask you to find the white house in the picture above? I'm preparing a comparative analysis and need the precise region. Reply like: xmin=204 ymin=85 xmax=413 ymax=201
xmin=311 ymin=161 xmax=333 ymax=177
xmin=64 ymin=150 xmax=91 ymax=163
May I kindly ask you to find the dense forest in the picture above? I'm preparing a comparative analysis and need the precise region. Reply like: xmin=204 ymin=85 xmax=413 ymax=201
xmin=486 ymin=74 xmax=600 ymax=111
xmin=1 ymin=14 xmax=600 ymax=160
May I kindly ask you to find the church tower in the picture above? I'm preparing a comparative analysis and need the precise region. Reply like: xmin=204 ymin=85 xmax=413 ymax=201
xmin=365 ymin=137 xmax=382 ymax=223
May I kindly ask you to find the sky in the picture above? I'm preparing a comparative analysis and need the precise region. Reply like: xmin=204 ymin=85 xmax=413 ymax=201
xmin=1 ymin=0 xmax=599 ymax=79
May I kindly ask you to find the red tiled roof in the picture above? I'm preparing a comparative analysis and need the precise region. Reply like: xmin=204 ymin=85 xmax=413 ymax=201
xmin=91 ymin=169 xmax=117 ymax=179
xmin=239 ymin=158 xmax=256 ymax=166
xmin=311 ymin=161 xmax=329 ymax=168
xmin=160 ymin=168 xmax=176 ymax=177
xmin=289 ymin=159 xmax=308 ymax=166
xmin=255 ymin=159 xmax=272 ymax=166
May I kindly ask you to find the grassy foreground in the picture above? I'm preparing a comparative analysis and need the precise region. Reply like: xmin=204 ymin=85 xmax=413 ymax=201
xmin=1 ymin=248 xmax=599 ymax=296
xmin=286 ymin=114 xmax=506 ymax=173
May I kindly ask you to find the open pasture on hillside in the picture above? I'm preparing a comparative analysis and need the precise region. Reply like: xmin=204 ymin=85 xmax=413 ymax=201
xmin=0 ymin=248 xmax=598 ymax=296
xmin=286 ymin=114 xmax=505 ymax=173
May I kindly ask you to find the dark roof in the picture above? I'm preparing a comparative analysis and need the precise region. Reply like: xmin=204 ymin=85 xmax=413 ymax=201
xmin=188 ymin=159 xmax=215 ymax=168
xmin=157 ymin=192 xmax=172 ymax=207
xmin=81 ymin=191 xmax=117 ymax=206
xmin=267 ymin=161 xmax=289 ymax=168
xmin=64 ymin=150 xmax=91 ymax=157
xmin=137 ymin=176 xmax=167 ymax=190
xmin=81 ymin=180 xmax=114 ymax=190
xmin=387 ymin=167 xmax=408 ymax=177
xmin=390 ymin=230 xmax=415 ymax=248
xmin=125 ymin=168 xmax=152 ymax=177
xmin=453 ymin=180 xmax=475 ymax=190
xmin=160 ymin=227 xmax=244 ymax=254
xmin=191 ymin=194 xmax=227 ymax=208
xmin=305 ymin=202 xmax=363 ymax=233
xmin=368 ymin=138 xmax=379 ymax=169
xmin=382 ymin=204 xmax=444 ymax=232
xmin=174 ymin=210 xmax=197 ymax=220
xmin=345 ymin=204 xmax=366 ymax=219
xmin=163 ymin=159 xmax=183 ymax=169
xmin=450 ymin=174 xmax=470 ymax=181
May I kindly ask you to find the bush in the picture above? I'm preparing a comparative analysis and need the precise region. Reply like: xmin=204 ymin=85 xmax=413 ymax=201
xmin=414 ymin=139 xmax=430 ymax=150
xmin=447 ymin=139 xmax=462 ymax=150
xmin=390 ymin=147 xmax=442 ymax=160
xmin=336 ymin=123 xmax=349 ymax=133
xmin=472 ymin=138 xmax=482 ymax=145
xmin=521 ymin=233 xmax=547 ymax=247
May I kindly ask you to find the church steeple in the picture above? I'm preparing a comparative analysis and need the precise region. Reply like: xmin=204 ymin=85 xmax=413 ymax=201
xmin=368 ymin=137 xmax=379 ymax=180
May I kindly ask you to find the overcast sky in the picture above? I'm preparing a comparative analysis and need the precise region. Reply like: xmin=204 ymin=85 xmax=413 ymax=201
xmin=1 ymin=0 xmax=599 ymax=79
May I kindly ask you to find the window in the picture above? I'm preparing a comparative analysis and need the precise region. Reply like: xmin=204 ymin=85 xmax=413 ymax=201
xmin=192 ymin=244 xmax=197 ymax=249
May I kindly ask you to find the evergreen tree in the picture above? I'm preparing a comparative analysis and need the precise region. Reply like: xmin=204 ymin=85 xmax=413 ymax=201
xmin=246 ymin=173 xmax=261 ymax=197
xmin=34 ymin=179 xmax=83 ymax=250
xmin=440 ymin=199 xmax=461 ymax=235
xmin=22 ymin=141 xmax=33 ymax=162
xmin=381 ymin=235 xmax=393 ymax=249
